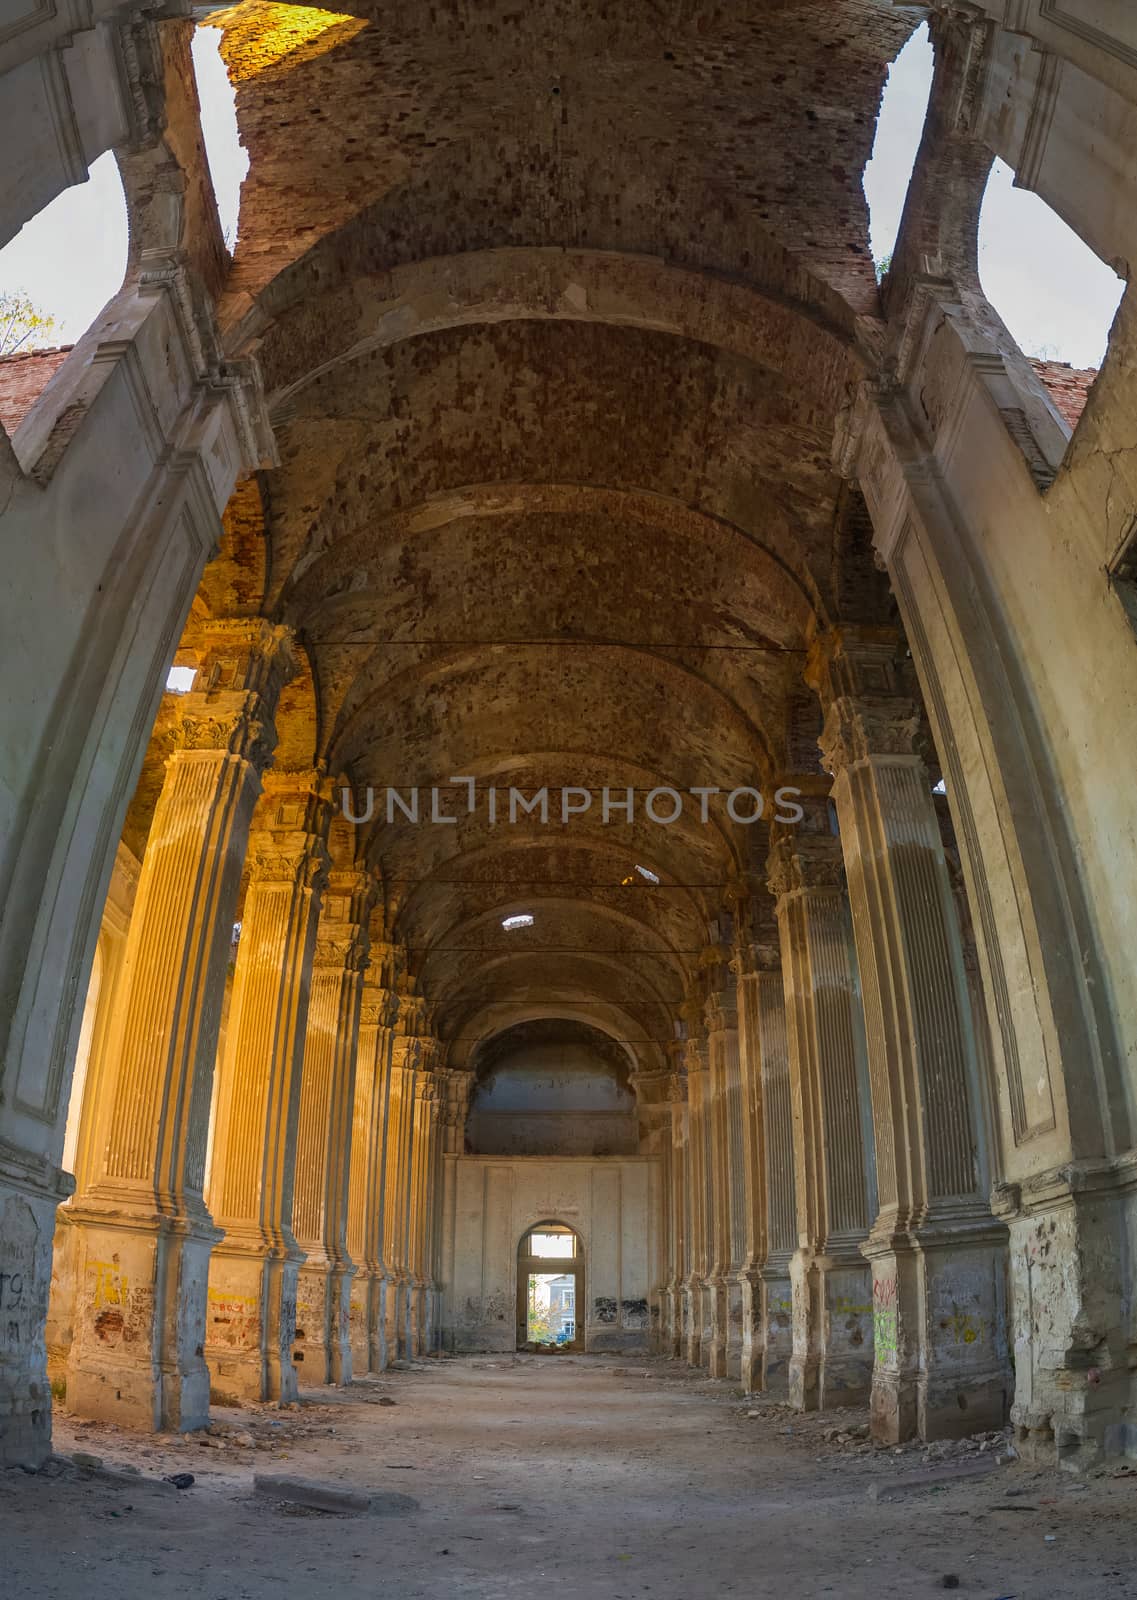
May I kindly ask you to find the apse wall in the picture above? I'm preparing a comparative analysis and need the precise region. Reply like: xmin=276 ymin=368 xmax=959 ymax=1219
xmin=466 ymin=1035 xmax=638 ymax=1157
xmin=439 ymin=1155 xmax=662 ymax=1354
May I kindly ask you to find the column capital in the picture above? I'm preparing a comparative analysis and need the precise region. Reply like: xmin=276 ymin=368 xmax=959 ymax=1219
xmin=245 ymin=770 xmax=334 ymax=888
xmin=766 ymin=830 xmax=846 ymax=900
xmin=192 ymin=618 xmax=297 ymax=697
xmin=666 ymin=1070 xmax=688 ymax=1105
xmin=806 ymin=627 xmax=925 ymax=776
xmin=683 ymin=1035 xmax=708 ymax=1077
xmin=391 ymin=1035 xmax=423 ymax=1073
xmin=359 ymin=984 xmax=400 ymax=1029
xmin=704 ymin=990 xmax=738 ymax=1036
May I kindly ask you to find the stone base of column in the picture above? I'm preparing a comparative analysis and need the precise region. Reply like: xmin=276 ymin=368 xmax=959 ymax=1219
xmin=724 ymin=1273 xmax=744 ymax=1381
xmin=406 ymin=1279 xmax=424 ymax=1359
xmin=45 ymin=1208 xmax=80 ymax=1401
xmin=370 ymin=1272 xmax=389 ymax=1371
xmin=865 ymin=1217 xmax=1009 ymax=1444
xmin=205 ymin=1238 xmax=301 ymax=1405
xmin=706 ymin=1273 xmax=732 ymax=1376
xmin=393 ymin=1273 xmax=415 ymax=1362
xmin=66 ymin=1203 xmax=220 ymax=1432
xmin=683 ymin=1278 xmax=701 ymax=1366
xmin=789 ymin=1246 xmax=873 ymax=1411
xmin=659 ymin=1283 xmax=680 ymax=1356
xmin=0 ymin=1171 xmax=69 ymax=1467
xmin=738 ymin=1269 xmax=762 ymax=1392
xmin=760 ymin=1264 xmax=794 ymax=1398
xmin=997 ymin=1168 xmax=1137 ymax=1469
xmin=294 ymin=1256 xmax=336 ymax=1385
xmin=296 ymin=1257 xmax=355 ymax=1385
xmin=350 ymin=1267 xmax=388 ymax=1374
xmin=383 ymin=1273 xmax=400 ymax=1362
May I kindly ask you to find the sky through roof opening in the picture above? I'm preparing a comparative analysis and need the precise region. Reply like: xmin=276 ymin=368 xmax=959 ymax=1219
xmin=192 ymin=25 xmax=249 ymax=248
xmin=0 ymin=152 xmax=128 ymax=347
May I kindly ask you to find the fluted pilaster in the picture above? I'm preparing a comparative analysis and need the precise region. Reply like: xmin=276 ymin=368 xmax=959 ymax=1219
xmin=346 ymin=942 xmax=399 ymax=1375
xmin=67 ymin=620 xmax=294 ymax=1431
xmin=769 ymin=808 xmax=876 ymax=1411
xmin=204 ymin=771 xmax=330 ymax=1403
xmin=810 ymin=627 xmax=1008 ymax=1441
xmin=293 ymin=866 xmax=373 ymax=1386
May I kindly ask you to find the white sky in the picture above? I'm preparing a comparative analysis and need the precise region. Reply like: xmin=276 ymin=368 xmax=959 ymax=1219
xmin=864 ymin=21 xmax=1125 ymax=366
xmin=0 ymin=20 xmax=1124 ymax=369
xmin=0 ymin=30 xmax=245 ymax=344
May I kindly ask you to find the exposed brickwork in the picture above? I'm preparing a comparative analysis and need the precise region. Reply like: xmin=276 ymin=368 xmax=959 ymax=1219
xmin=0 ymin=346 xmax=72 ymax=434
xmin=1031 ymin=359 xmax=1097 ymax=430
xmin=214 ymin=0 xmax=915 ymax=322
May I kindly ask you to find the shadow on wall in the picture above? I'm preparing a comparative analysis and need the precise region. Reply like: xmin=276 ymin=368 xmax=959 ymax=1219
xmin=466 ymin=1019 xmax=638 ymax=1157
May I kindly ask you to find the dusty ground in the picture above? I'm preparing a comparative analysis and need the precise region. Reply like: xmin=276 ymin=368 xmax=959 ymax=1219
xmin=4 ymin=1355 xmax=1137 ymax=1599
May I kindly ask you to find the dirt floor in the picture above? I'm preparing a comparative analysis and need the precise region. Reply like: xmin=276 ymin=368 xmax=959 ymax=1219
xmin=4 ymin=1355 xmax=1137 ymax=1599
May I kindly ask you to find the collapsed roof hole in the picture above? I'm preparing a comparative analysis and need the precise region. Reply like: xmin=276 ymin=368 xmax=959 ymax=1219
xmin=192 ymin=23 xmax=249 ymax=248
xmin=863 ymin=20 xmax=933 ymax=275
xmin=0 ymin=151 xmax=127 ymax=349
xmin=978 ymin=158 xmax=1125 ymax=368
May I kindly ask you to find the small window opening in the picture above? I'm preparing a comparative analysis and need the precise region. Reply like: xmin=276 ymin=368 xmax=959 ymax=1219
xmin=863 ymin=21 xmax=934 ymax=278
xmin=502 ymin=913 xmax=534 ymax=931
xmin=526 ymin=1229 xmax=577 ymax=1260
xmin=166 ymin=665 xmax=197 ymax=694
xmin=978 ymin=159 xmax=1125 ymax=368
xmin=932 ymin=777 xmax=947 ymax=796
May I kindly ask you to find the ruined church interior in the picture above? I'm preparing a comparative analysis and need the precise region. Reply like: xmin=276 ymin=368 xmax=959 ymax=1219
xmin=3 ymin=1 xmax=1137 ymax=1595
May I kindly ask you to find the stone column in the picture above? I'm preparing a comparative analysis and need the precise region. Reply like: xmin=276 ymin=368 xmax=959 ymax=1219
xmin=346 ymin=943 xmax=399 ymax=1375
xmin=769 ymin=807 xmax=877 ymax=1411
xmin=665 ymin=1064 xmax=688 ymax=1359
xmin=756 ymin=953 xmax=797 ymax=1399
xmin=733 ymin=953 xmax=767 ymax=1395
xmin=384 ymin=1028 xmax=420 ymax=1361
xmin=629 ymin=1064 xmax=672 ymax=1349
xmin=292 ymin=867 xmax=372 ymax=1386
xmin=431 ymin=1065 xmax=471 ymax=1353
xmin=809 ymin=627 xmax=1009 ymax=1441
xmin=204 ymin=773 xmax=330 ymax=1404
xmin=66 ymin=620 xmax=293 ymax=1430
xmin=704 ymin=979 xmax=741 ymax=1380
xmin=407 ymin=1057 xmax=442 ymax=1355
xmin=680 ymin=1026 xmax=712 ymax=1368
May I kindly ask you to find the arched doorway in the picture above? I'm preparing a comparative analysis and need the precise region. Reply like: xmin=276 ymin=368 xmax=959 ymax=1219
xmin=516 ymin=1223 xmax=583 ymax=1352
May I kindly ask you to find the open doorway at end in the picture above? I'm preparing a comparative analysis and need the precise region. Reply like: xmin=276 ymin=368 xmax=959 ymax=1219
xmin=517 ymin=1223 xmax=583 ymax=1352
